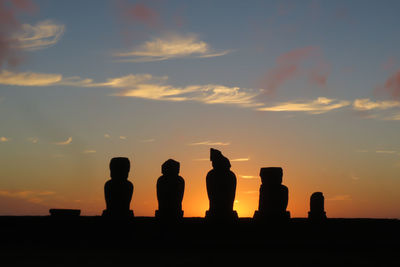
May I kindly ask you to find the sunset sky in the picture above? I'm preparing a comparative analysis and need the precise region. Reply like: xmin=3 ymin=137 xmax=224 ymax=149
xmin=1 ymin=0 xmax=400 ymax=218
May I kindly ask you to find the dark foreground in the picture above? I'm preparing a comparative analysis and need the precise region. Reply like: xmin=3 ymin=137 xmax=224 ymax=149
xmin=0 ymin=216 xmax=399 ymax=266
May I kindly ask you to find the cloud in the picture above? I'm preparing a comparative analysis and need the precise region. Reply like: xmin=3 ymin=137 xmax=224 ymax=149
xmin=189 ymin=141 xmax=230 ymax=146
xmin=0 ymin=70 xmax=261 ymax=108
xmin=83 ymin=150 xmax=96 ymax=154
xmin=258 ymin=97 xmax=350 ymax=114
xmin=140 ymin=138 xmax=155 ymax=143
xmin=376 ymin=150 xmax=396 ymax=154
xmin=308 ymin=61 xmax=330 ymax=87
xmin=259 ymin=46 xmax=321 ymax=95
xmin=381 ymin=69 xmax=400 ymax=100
xmin=27 ymin=137 xmax=38 ymax=143
xmin=54 ymin=137 xmax=72 ymax=145
xmin=0 ymin=190 xmax=55 ymax=204
xmin=0 ymin=136 xmax=10 ymax=142
xmin=0 ymin=69 xmax=62 ymax=85
xmin=13 ymin=20 xmax=64 ymax=50
xmin=119 ymin=1 xmax=160 ymax=29
xmin=231 ymin=158 xmax=250 ymax=162
xmin=240 ymin=175 xmax=258 ymax=179
xmin=115 ymin=79 xmax=261 ymax=107
xmin=104 ymin=134 xmax=111 ymax=138
xmin=353 ymin=98 xmax=400 ymax=110
xmin=384 ymin=113 xmax=400 ymax=121
xmin=114 ymin=33 xmax=231 ymax=62
xmin=0 ymin=70 xmax=93 ymax=86
xmin=0 ymin=0 xmax=37 ymax=68
xmin=327 ymin=195 xmax=351 ymax=201
xmin=242 ymin=190 xmax=258 ymax=194
xmin=119 ymin=136 xmax=127 ymax=140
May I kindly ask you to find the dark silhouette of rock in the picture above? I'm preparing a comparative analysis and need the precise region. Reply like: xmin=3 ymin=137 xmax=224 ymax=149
xmin=205 ymin=148 xmax=238 ymax=221
xmin=308 ymin=192 xmax=327 ymax=220
xmin=155 ymin=159 xmax=185 ymax=221
xmin=102 ymin=157 xmax=134 ymax=218
xmin=254 ymin=167 xmax=290 ymax=221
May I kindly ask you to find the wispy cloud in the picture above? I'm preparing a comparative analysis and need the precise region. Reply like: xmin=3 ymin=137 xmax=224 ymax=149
xmin=353 ymin=98 xmax=400 ymax=110
xmin=258 ymin=97 xmax=350 ymax=114
xmin=27 ymin=137 xmax=38 ymax=143
xmin=116 ymin=81 xmax=261 ymax=107
xmin=114 ymin=33 xmax=231 ymax=62
xmin=0 ymin=0 xmax=37 ymax=68
xmin=0 ymin=190 xmax=55 ymax=204
xmin=0 ymin=70 xmax=261 ymax=108
xmin=0 ymin=70 xmax=92 ymax=87
xmin=0 ymin=136 xmax=10 ymax=142
xmin=104 ymin=134 xmax=111 ymax=138
xmin=189 ymin=141 xmax=230 ymax=146
xmin=242 ymin=190 xmax=258 ymax=194
xmin=53 ymin=137 xmax=72 ymax=145
xmin=0 ymin=70 xmax=62 ymax=86
xmin=240 ymin=175 xmax=258 ymax=179
xmin=231 ymin=158 xmax=250 ymax=162
xmin=119 ymin=136 xmax=127 ymax=140
xmin=384 ymin=113 xmax=400 ymax=121
xmin=327 ymin=195 xmax=351 ymax=201
xmin=381 ymin=69 xmax=400 ymax=100
xmin=118 ymin=1 xmax=160 ymax=29
xmin=258 ymin=46 xmax=326 ymax=95
xmin=140 ymin=138 xmax=155 ymax=143
xmin=83 ymin=150 xmax=96 ymax=154
xmin=376 ymin=150 xmax=396 ymax=154
xmin=13 ymin=20 xmax=64 ymax=50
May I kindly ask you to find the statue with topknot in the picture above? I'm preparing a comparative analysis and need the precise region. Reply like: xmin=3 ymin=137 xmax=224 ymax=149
xmin=102 ymin=157 xmax=134 ymax=218
xmin=156 ymin=159 xmax=185 ymax=221
xmin=205 ymin=148 xmax=238 ymax=222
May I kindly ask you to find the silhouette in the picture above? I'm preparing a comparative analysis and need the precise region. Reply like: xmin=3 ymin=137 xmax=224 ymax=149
xmin=254 ymin=167 xmax=290 ymax=221
xmin=308 ymin=192 xmax=327 ymax=220
xmin=155 ymin=159 xmax=185 ymax=221
xmin=49 ymin=209 xmax=80 ymax=217
xmin=102 ymin=157 xmax=134 ymax=218
xmin=205 ymin=148 xmax=238 ymax=221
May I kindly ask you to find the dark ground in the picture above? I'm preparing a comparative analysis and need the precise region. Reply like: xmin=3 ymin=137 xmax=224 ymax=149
xmin=0 ymin=216 xmax=399 ymax=266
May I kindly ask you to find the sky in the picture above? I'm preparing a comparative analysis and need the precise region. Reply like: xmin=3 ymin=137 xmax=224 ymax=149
xmin=0 ymin=0 xmax=400 ymax=218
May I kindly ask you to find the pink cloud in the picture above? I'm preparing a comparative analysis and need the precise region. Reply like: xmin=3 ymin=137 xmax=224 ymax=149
xmin=0 ymin=0 xmax=37 ymax=69
xmin=277 ymin=46 xmax=319 ymax=64
xmin=259 ymin=46 xmax=323 ymax=95
xmin=382 ymin=70 xmax=400 ymax=100
xmin=308 ymin=61 xmax=330 ymax=87
xmin=262 ymin=64 xmax=298 ymax=94
xmin=120 ymin=1 xmax=159 ymax=29
xmin=382 ymin=57 xmax=396 ymax=71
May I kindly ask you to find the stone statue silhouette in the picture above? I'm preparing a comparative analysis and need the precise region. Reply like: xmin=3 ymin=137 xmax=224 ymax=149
xmin=205 ymin=148 xmax=238 ymax=221
xmin=254 ymin=167 xmax=290 ymax=221
xmin=155 ymin=159 xmax=185 ymax=220
xmin=102 ymin=157 xmax=134 ymax=218
xmin=308 ymin=192 xmax=327 ymax=220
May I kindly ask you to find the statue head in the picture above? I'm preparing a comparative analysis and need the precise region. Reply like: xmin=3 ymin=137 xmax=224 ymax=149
xmin=260 ymin=167 xmax=283 ymax=185
xmin=162 ymin=159 xmax=180 ymax=176
xmin=110 ymin=157 xmax=130 ymax=181
xmin=210 ymin=148 xmax=231 ymax=170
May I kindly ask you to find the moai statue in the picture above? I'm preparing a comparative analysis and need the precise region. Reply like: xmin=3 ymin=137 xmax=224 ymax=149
xmin=155 ymin=159 xmax=185 ymax=221
xmin=205 ymin=148 xmax=238 ymax=222
xmin=308 ymin=192 xmax=327 ymax=220
xmin=254 ymin=167 xmax=290 ymax=221
xmin=102 ymin=157 xmax=134 ymax=218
